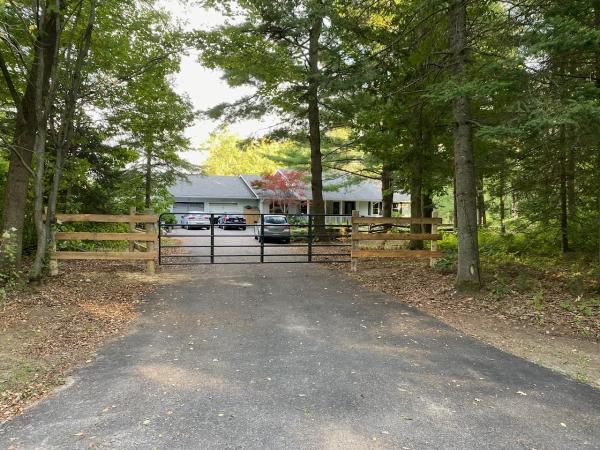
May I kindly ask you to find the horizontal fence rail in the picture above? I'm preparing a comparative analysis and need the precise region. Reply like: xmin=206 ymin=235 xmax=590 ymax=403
xmin=351 ymin=210 xmax=442 ymax=271
xmin=54 ymin=213 xmax=158 ymax=223
xmin=49 ymin=207 xmax=158 ymax=274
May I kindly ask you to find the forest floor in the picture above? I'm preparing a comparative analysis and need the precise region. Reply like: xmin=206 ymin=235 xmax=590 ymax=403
xmin=0 ymin=260 xmax=189 ymax=422
xmin=333 ymin=257 xmax=600 ymax=389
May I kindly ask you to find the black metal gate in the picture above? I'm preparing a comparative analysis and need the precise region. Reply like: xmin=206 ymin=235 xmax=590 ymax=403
xmin=158 ymin=213 xmax=351 ymax=265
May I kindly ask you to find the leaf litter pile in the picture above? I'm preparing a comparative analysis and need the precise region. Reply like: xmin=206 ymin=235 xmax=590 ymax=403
xmin=327 ymin=255 xmax=600 ymax=388
xmin=0 ymin=261 xmax=157 ymax=422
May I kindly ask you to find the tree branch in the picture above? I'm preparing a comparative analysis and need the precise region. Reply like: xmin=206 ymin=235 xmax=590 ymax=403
xmin=0 ymin=50 xmax=22 ymax=110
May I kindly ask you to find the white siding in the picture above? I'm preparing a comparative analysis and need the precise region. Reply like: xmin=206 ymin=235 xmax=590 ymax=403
xmin=357 ymin=201 xmax=370 ymax=216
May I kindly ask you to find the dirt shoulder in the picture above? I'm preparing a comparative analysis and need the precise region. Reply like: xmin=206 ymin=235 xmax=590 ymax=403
xmin=0 ymin=261 xmax=186 ymax=422
xmin=334 ymin=258 xmax=600 ymax=389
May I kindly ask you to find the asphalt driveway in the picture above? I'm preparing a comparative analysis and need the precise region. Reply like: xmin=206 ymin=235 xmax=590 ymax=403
xmin=1 ymin=263 xmax=599 ymax=449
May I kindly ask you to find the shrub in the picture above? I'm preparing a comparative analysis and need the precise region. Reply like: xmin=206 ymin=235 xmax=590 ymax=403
xmin=0 ymin=228 xmax=22 ymax=301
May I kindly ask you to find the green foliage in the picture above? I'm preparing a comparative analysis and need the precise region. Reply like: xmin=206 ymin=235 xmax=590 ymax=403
xmin=490 ymin=276 xmax=512 ymax=299
xmin=202 ymin=130 xmax=289 ymax=175
xmin=531 ymin=291 xmax=545 ymax=311
xmin=56 ymin=223 xmax=130 ymax=251
xmin=432 ymin=248 xmax=457 ymax=274
xmin=0 ymin=228 xmax=23 ymax=301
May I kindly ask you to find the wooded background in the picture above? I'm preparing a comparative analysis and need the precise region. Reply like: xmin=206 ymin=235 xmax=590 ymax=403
xmin=1 ymin=0 xmax=599 ymax=289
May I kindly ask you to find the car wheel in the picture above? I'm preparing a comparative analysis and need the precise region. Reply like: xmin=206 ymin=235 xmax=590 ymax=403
xmin=282 ymin=239 xmax=290 ymax=244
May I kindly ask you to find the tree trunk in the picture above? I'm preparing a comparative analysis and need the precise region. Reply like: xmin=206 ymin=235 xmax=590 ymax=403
xmin=450 ymin=0 xmax=481 ymax=289
xmin=499 ymin=176 xmax=506 ymax=235
xmin=423 ymin=193 xmax=433 ymax=234
xmin=30 ymin=1 xmax=62 ymax=280
xmin=511 ymin=189 xmax=518 ymax=218
xmin=45 ymin=0 xmax=97 ymax=265
xmin=145 ymin=150 xmax=152 ymax=209
xmin=409 ymin=173 xmax=423 ymax=250
xmin=596 ymin=149 xmax=600 ymax=288
xmin=559 ymin=126 xmax=570 ymax=252
xmin=307 ymin=11 xmax=325 ymax=233
xmin=596 ymin=0 xmax=600 ymax=288
xmin=567 ymin=143 xmax=576 ymax=219
xmin=381 ymin=165 xmax=393 ymax=218
xmin=2 ymin=5 xmax=59 ymax=266
xmin=453 ymin=174 xmax=458 ymax=227
xmin=477 ymin=175 xmax=486 ymax=227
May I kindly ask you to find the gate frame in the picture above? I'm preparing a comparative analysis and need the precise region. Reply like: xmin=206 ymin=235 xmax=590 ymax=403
xmin=157 ymin=212 xmax=352 ymax=265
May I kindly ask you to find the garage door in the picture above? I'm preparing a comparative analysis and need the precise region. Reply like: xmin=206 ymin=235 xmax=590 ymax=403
xmin=208 ymin=202 xmax=242 ymax=214
xmin=172 ymin=202 xmax=206 ymax=224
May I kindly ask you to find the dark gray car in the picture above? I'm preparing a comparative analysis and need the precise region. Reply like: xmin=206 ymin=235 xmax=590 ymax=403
xmin=254 ymin=215 xmax=291 ymax=243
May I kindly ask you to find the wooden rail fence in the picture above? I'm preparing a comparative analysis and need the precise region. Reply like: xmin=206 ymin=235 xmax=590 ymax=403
xmin=49 ymin=208 xmax=158 ymax=275
xmin=351 ymin=210 xmax=442 ymax=272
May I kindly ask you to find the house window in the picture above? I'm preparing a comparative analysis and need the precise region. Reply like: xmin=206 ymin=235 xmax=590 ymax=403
xmin=343 ymin=201 xmax=356 ymax=215
xmin=300 ymin=201 xmax=308 ymax=214
xmin=372 ymin=202 xmax=382 ymax=215
xmin=393 ymin=202 xmax=402 ymax=215
xmin=332 ymin=201 xmax=340 ymax=215
xmin=269 ymin=202 xmax=284 ymax=213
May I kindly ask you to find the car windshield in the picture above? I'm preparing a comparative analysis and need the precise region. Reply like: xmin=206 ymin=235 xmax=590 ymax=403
xmin=265 ymin=216 xmax=287 ymax=224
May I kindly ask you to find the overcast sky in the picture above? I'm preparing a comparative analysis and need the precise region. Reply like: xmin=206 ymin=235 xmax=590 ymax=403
xmin=159 ymin=1 xmax=277 ymax=165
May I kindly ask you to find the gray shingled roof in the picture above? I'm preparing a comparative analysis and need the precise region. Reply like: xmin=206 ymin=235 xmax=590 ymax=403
xmin=322 ymin=177 xmax=410 ymax=203
xmin=240 ymin=173 xmax=410 ymax=203
xmin=170 ymin=175 xmax=257 ymax=200
xmin=171 ymin=173 xmax=410 ymax=203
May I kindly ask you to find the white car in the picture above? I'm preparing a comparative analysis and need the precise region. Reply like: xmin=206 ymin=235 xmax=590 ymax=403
xmin=183 ymin=211 xmax=211 ymax=230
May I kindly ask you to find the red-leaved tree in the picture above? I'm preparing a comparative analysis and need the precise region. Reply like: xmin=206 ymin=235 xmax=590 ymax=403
xmin=251 ymin=171 xmax=306 ymax=214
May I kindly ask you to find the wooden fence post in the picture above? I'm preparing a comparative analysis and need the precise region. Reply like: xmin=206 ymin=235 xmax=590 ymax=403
xmin=430 ymin=210 xmax=439 ymax=268
xmin=145 ymin=208 xmax=156 ymax=274
xmin=351 ymin=210 xmax=359 ymax=272
xmin=128 ymin=206 xmax=136 ymax=253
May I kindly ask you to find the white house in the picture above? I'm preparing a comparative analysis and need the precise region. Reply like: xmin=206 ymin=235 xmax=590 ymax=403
xmin=169 ymin=171 xmax=410 ymax=219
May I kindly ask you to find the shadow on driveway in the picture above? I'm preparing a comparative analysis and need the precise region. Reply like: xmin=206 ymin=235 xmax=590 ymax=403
xmin=1 ymin=264 xmax=599 ymax=449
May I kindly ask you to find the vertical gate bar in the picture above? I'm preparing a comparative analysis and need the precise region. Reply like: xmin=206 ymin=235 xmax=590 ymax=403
xmin=260 ymin=214 xmax=265 ymax=263
xmin=210 ymin=213 xmax=215 ymax=264
xmin=145 ymin=208 xmax=156 ymax=274
xmin=307 ymin=214 xmax=313 ymax=262
xmin=351 ymin=210 xmax=359 ymax=272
